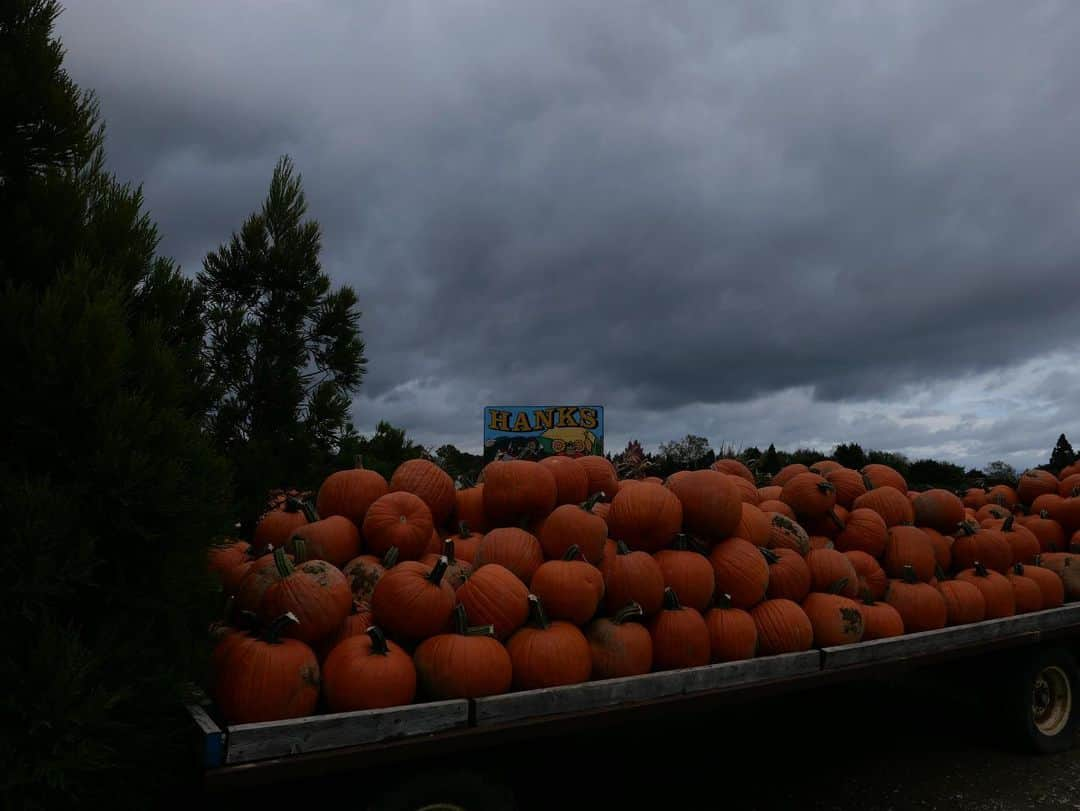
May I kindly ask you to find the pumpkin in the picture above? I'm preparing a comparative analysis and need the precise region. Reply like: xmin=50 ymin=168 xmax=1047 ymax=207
xmin=482 ymin=460 xmax=558 ymax=527
xmin=772 ymin=464 xmax=810 ymax=487
xmin=826 ymin=468 xmax=868 ymax=509
xmin=371 ymin=557 xmax=456 ymax=641
xmin=424 ymin=528 xmax=444 ymax=557
xmin=507 ymin=595 xmax=591 ymax=689
xmin=951 ymin=521 xmax=1011 ymax=573
xmin=845 ymin=550 xmax=888 ymax=601
xmin=780 ymin=473 xmax=837 ymax=520
xmin=710 ymin=458 xmax=756 ymax=484
xmin=885 ymin=565 xmax=946 ymax=632
xmin=955 ymin=562 xmax=1015 ymax=619
xmin=935 ymin=578 xmax=986 ymax=626
xmin=362 ymin=492 xmax=435 ymax=561
xmin=832 ymin=508 xmax=887 ymax=557
xmin=751 ymin=599 xmax=813 ymax=655
xmin=920 ymin=527 xmax=953 ymax=572
xmin=456 ymin=563 xmax=530 ymax=640
xmin=802 ymin=548 xmax=857 ymax=597
xmin=535 ymin=494 xmax=608 ymax=564
xmin=253 ymin=498 xmax=311 ymax=553
xmin=600 ymin=540 xmax=666 ymax=617
xmin=342 ymin=547 xmax=399 ymax=607
xmin=323 ymin=626 xmax=416 ymax=711
xmin=648 ymin=588 xmax=710 ymax=671
xmin=761 ymin=547 xmax=811 ymax=603
xmin=1023 ymin=511 xmax=1067 ymax=553
xmin=858 ymin=597 xmax=905 ymax=640
xmin=802 ymin=506 xmax=848 ymax=540
xmin=586 ymin=602 xmax=654 ymax=679
xmin=422 ymin=539 xmax=473 ymax=591
xmin=1006 ymin=564 xmax=1043 ymax=614
xmin=1017 ymin=469 xmax=1059 ymax=505
xmin=981 ymin=515 xmax=1040 ymax=566
xmin=852 ymin=486 xmax=914 ymax=527
xmin=758 ymin=499 xmax=796 ymax=519
xmin=537 ymin=455 xmax=591 ymax=506
xmin=259 ymin=548 xmax=352 ymax=644
xmin=912 ymin=489 xmax=965 ymax=533
xmin=607 ymin=482 xmax=683 ymax=552
xmin=473 ymin=527 xmax=544 ymax=584
xmin=976 ymin=503 xmax=1013 ymax=523
xmin=454 ymin=486 xmax=489 ymax=534
xmin=726 ymin=475 xmax=761 ymax=505
xmin=1038 ymin=553 xmax=1080 ymax=601
xmin=1062 ymin=463 xmax=1080 ymax=480
xmin=653 ymin=534 xmax=715 ymax=613
xmin=882 ymin=526 xmax=936 ymax=582
xmin=704 ymin=594 xmax=758 ymax=662
xmin=757 ymin=485 xmax=783 ymax=501
xmin=1020 ymin=561 xmax=1065 ymax=609
xmin=575 ymin=456 xmax=619 ymax=501
xmin=235 ymin=550 xmax=294 ymax=614
xmin=710 ymin=537 xmax=770 ymax=609
xmin=808 ymin=536 xmax=834 ymax=551
xmin=214 ymin=613 xmax=320 ymax=724
xmin=209 ymin=540 xmax=261 ymax=596
xmin=316 ymin=459 xmax=389 ymax=526
xmin=445 ymin=522 xmax=483 ymax=563
xmin=529 ymin=545 xmax=605 ymax=625
xmin=1058 ymin=497 xmax=1080 ymax=534
xmin=765 ymin=513 xmax=811 ymax=556
xmin=736 ymin=503 xmax=772 ymax=547
xmin=962 ymin=488 xmax=988 ymax=510
xmin=316 ymin=603 xmax=375 ymax=661
xmin=861 ymin=464 xmax=908 ymax=493
xmin=413 ymin=605 xmax=513 ymax=699
xmin=589 ymin=501 xmax=611 ymax=522
xmin=986 ymin=485 xmax=1019 ymax=510
xmin=1061 ymin=474 xmax=1080 ymax=498
xmin=286 ymin=515 xmax=361 ymax=568
xmin=802 ymin=588 xmax=864 ymax=647
xmin=810 ymin=460 xmax=844 ymax=476
xmin=390 ymin=459 xmax=456 ymax=527
xmin=666 ymin=469 xmax=742 ymax=539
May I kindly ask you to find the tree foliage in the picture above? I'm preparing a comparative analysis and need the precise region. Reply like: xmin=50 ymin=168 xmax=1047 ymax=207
xmin=1050 ymin=433 xmax=1077 ymax=473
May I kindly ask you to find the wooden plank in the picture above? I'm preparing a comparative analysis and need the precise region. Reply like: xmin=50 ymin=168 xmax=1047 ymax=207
xmin=186 ymin=703 xmax=225 ymax=769
xmin=679 ymin=650 xmax=822 ymax=693
xmin=224 ymin=700 xmax=469 ymax=764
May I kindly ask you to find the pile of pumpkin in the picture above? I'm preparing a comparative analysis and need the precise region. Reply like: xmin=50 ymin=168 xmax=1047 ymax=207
xmin=206 ymin=455 xmax=1080 ymax=725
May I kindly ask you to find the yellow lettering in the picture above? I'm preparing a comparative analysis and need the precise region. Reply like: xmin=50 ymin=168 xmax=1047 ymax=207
xmin=488 ymin=410 xmax=511 ymax=432
xmin=556 ymin=407 xmax=579 ymax=427
xmin=533 ymin=409 xmax=554 ymax=430
xmin=513 ymin=411 xmax=532 ymax=432
xmin=579 ymin=408 xmax=598 ymax=429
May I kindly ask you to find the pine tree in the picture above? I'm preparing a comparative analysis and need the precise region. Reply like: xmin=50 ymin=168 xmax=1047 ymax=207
xmin=1049 ymin=433 xmax=1077 ymax=473
xmin=199 ymin=157 xmax=366 ymax=525
xmin=1 ymin=2 xmax=231 ymax=806
xmin=832 ymin=442 xmax=868 ymax=470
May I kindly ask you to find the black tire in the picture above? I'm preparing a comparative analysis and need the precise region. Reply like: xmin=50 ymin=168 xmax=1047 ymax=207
xmin=1002 ymin=645 xmax=1078 ymax=754
xmin=367 ymin=769 xmax=517 ymax=811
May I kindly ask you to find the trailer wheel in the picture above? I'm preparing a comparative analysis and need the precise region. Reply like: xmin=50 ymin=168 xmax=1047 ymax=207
xmin=1006 ymin=646 xmax=1078 ymax=754
xmin=367 ymin=769 xmax=517 ymax=811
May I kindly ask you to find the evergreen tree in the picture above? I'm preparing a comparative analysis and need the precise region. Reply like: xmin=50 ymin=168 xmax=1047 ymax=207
xmin=1 ymin=2 xmax=231 ymax=806
xmin=199 ymin=157 xmax=366 ymax=524
xmin=1050 ymin=433 xmax=1077 ymax=473
xmin=350 ymin=420 xmax=425 ymax=481
xmin=759 ymin=443 xmax=782 ymax=475
xmin=832 ymin=442 xmax=867 ymax=470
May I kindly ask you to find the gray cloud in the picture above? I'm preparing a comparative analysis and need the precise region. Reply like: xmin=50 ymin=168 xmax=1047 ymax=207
xmin=57 ymin=1 xmax=1080 ymax=467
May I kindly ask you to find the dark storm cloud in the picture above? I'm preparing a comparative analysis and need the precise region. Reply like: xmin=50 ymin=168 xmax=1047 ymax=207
xmin=56 ymin=1 xmax=1080 ymax=465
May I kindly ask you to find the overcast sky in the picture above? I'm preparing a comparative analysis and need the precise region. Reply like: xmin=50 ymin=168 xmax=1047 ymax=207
xmin=57 ymin=1 xmax=1080 ymax=469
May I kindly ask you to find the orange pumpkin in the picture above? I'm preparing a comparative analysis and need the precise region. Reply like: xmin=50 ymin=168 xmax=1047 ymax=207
xmin=258 ymin=548 xmax=352 ymax=645
xmin=935 ymin=578 xmax=986 ymax=626
xmin=912 ymin=489 xmax=965 ymax=533
xmin=453 ymin=486 xmax=488 ymax=534
xmin=390 ymin=459 xmax=456 ymax=527
xmin=362 ymin=492 xmax=435 ymax=561
xmin=422 ymin=539 xmax=473 ymax=591
xmin=538 ymin=455 xmax=590 ymax=506
xmin=826 ymin=468 xmax=868 ymax=509
xmin=528 ymin=545 xmax=605 ymax=625
xmin=371 ymin=557 xmax=456 ymax=641
xmin=506 ymin=595 xmax=591 ymax=689
xmin=535 ymin=495 xmax=608 ymax=565
xmin=704 ymin=595 xmax=758 ymax=662
xmin=736 ymin=503 xmax=772 ymax=547
xmin=648 ymin=587 xmax=710 ymax=670
xmin=1017 ymin=469 xmax=1059 ymax=505
xmin=710 ymin=458 xmax=756 ymax=484
xmin=607 ymin=482 xmax=683 ymax=553
xmin=805 ymin=548 xmax=859 ymax=597
xmin=861 ymin=464 xmax=907 ymax=493
xmin=482 ymin=460 xmax=558 ymax=527
xmin=955 ymin=562 xmax=1015 ymax=619
xmin=962 ymin=488 xmax=988 ymax=510
xmin=473 ymin=528 xmax=544 ymax=584
xmin=802 ymin=590 xmax=864 ymax=646
xmin=413 ymin=605 xmax=513 ymax=699
xmin=323 ymin=626 xmax=416 ymax=712
xmin=882 ymin=526 xmax=936 ymax=582
xmin=666 ymin=469 xmax=742 ymax=539
xmin=833 ymin=508 xmax=888 ymax=557
xmin=575 ymin=456 xmax=619 ymax=501
xmin=758 ymin=499 xmax=796 ymax=519
xmin=342 ymin=547 xmax=400 ymax=607
xmin=653 ymin=535 xmax=715 ymax=613
xmin=586 ymin=602 xmax=653 ymax=678
xmin=986 ymin=485 xmax=1019 ymax=510
xmin=286 ymin=515 xmax=361 ymax=568
xmin=765 ymin=513 xmax=811 ymax=556
xmin=780 ymin=473 xmax=837 ymax=519
xmin=253 ymin=498 xmax=311 ymax=553
xmin=709 ymin=537 xmax=770 ymax=609
xmin=845 ymin=550 xmax=888 ymax=601
xmin=1006 ymin=564 xmax=1043 ymax=614
xmin=316 ymin=459 xmax=389 ymax=526
xmin=600 ymin=540 xmax=666 ymax=617
xmin=772 ymin=464 xmax=810 ymax=487
xmin=859 ymin=597 xmax=905 ymax=640
xmin=762 ymin=547 xmax=811 ymax=603
xmin=751 ymin=599 xmax=813 ymax=655
xmin=885 ymin=565 xmax=946 ymax=632
xmin=951 ymin=521 xmax=1011 ymax=574
xmin=456 ymin=563 xmax=529 ymax=640
xmin=853 ymin=486 xmax=914 ymax=527
xmin=1020 ymin=561 xmax=1065 ymax=608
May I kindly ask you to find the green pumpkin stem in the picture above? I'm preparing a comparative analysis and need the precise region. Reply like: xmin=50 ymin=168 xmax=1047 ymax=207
xmin=292 ymin=536 xmax=309 ymax=563
xmin=272 ymin=546 xmax=294 ymax=578
xmin=827 ymin=578 xmax=849 ymax=595
xmin=859 ymin=587 xmax=876 ymax=605
xmin=1002 ymin=515 xmax=1015 ymax=532
xmin=283 ymin=497 xmax=302 ymax=513
xmin=458 ymin=521 xmax=471 ymax=539
xmin=1040 ymin=510 xmax=1050 ymax=519
xmin=427 ymin=556 xmax=449 ymax=586
xmin=236 ymin=609 xmax=259 ymax=631
xmin=759 ymin=547 xmax=779 ymax=564
xmin=464 ymin=623 xmax=498 ymax=638
xmin=562 ymin=545 xmax=582 ymax=561
xmin=714 ymin=592 xmax=734 ymax=609
xmin=527 ymin=594 xmax=551 ymax=630
xmin=581 ymin=492 xmax=604 ymax=512
xmin=818 ymin=481 xmax=836 ymax=494
xmin=957 ymin=521 xmax=976 ymax=536
xmin=612 ymin=602 xmax=645 ymax=624
xmin=661 ymin=587 xmax=683 ymax=611
xmin=901 ymin=564 xmax=919 ymax=585
xmin=672 ymin=533 xmax=691 ymax=551
xmin=974 ymin=560 xmax=989 ymax=577
xmin=1013 ymin=562 xmax=1025 ymax=576
xmin=452 ymin=603 xmax=469 ymax=634
xmin=366 ymin=626 xmax=390 ymax=655
xmin=861 ymin=473 xmax=875 ymax=491
xmin=441 ymin=539 xmax=457 ymax=565
xmin=828 ymin=509 xmax=846 ymax=531
xmin=934 ymin=564 xmax=946 ymax=581
xmin=383 ymin=546 xmax=400 ymax=568
xmin=263 ymin=612 xmax=299 ymax=644
xmin=298 ymin=500 xmax=320 ymax=523
xmin=615 ymin=540 xmax=632 ymax=556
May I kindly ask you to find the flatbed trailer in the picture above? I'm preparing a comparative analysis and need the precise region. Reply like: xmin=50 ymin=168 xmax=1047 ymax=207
xmin=189 ymin=603 xmax=1080 ymax=809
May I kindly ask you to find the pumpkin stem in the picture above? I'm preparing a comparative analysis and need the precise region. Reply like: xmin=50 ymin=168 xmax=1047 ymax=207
xmin=464 ymin=623 xmax=497 ymax=638
xmin=861 ymin=473 xmax=874 ymax=491
xmin=858 ymin=587 xmax=876 ymax=605
xmin=759 ymin=547 xmax=779 ymax=565
xmin=427 ymin=556 xmax=449 ymax=586
xmin=827 ymin=578 xmax=849 ymax=595
xmin=272 ymin=546 xmax=294 ymax=578
xmin=957 ymin=521 xmax=976 ymax=537
xmin=1013 ymin=563 xmax=1025 ymax=576
xmin=581 ymin=492 xmax=604 ymax=512
xmin=974 ymin=560 xmax=989 ymax=577
xmin=612 ymin=602 xmax=645 ymax=624
xmin=1003 ymin=515 xmax=1015 ymax=532
xmin=527 ymin=594 xmax=551 ymax=630
xmin=615 ymin=540 xmax=632 ymax=556
xmin=562 ymin=545 xmax=582 ymax=561
xmin=383 ymin=546 xmax=400 ymax=568
xmin=283 ymin=497 xmax=302 ymax=513
xmin=672 ymin=533 xmax=691 ymax=551
xmin=263 ymin=612 xmax=299 ymax=644
xmin=827 ymin=509 xmax=845 ymax=531
xmin=661 ymin=587 xmax=683 ymax=611
xmin=1034 ymin=554 xmax=1043 ymax=567
xmin=817 ymin=481 xmax=836 ymax=494
xmin=292 ymin=536 xmax=310 ymax=563
xmin=452 ymin=603 xmax=469 ymax=634
xmin=901 ymin=564 xmax=919 ymax=585
xmin=441 ymin=539 xmax=457 ymax=564
xmin=298 ymin=500 xmax=320 ymax=523
xmin=458 ymin=521 xmax=471 ymax=539
xmin=366 ymin=626 xmax=390 ymax=655
xmin=236 ymin=610 xmax=259 ymax=631
xmin=354 ymin=454 xmax=365 ymax=469
xmin=934 ymin=564 xmax=946 ymax=581
xmin=1040 ymin=510 xmax=1050 ymax=519
xmin=714 ymin=592 xmax=734 ymax=609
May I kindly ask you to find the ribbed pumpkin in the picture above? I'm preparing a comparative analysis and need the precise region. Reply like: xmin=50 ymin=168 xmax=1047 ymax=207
xmin=758 ymin=485 xmax=783 ymax=501
xmin=853 ymin=486 xmax=914 ymax=527
xmin=805 ymin=548 xmax=859 ymax=597
xmin=710 ymin=458 xmax=756 ymax=484
xmin=665 ymin=469 xmax=742 ymax=539
xmin=1005 ymin=564 xmax=1043 ymax=614
xmin=214 ymin=613 xmax=320 ymax=724
xmin=986 ymin=485 xmax=1019 ymax=510
xmin=538 ymin=455 xmax=591 ymax=506
xmin=912 ymin=489 xmax=965 ymax=533
xmin=1017 ymin=469 xmax=1059 ymax=505
xmin=802 ymin=589 xmax=864 ymax=647
xmin=772 ymin=464 xmax=810 ymax=487
xmin=473 ymin=528 xmax=544 ymax=584
xmin=342 ymin=547 xmax=399 ymax=607
xmin=286 ymin=515 xmax=361 ymax=569
xmin=885 ymin=565 xmax=946 ymax=632
xmin=535 ymin=495 xmax=607 ymax=564
xmin=765 ymin=513 xmax=811 ymax=556
xmin=424 ymin=528 xmax=445 ymax=557
xmin=826 ymin=468 xmax=867 ymax=509
xmin=362 ymin=492 xmax=435 ymax=561
xmin=422 ymin=539 xmax=473 ymax=591
xmin=761 ymin=547 xmax=811 ymax=603
xmin=413 ymin=605 xmax=513 ymax=699
xmin=704 ymin=594 xmax=758 ymax=662
xmin=1060 ymin=474 xmax=1080 ymax=498
xmin=371 ymin=557 xmax=456 ymax=641
xmin=808 ymin=536 xmax=834 ymax=551
xmin=1038 ymin=553 xmax=1080 ymax=601
xmin=920 ymin=527 xmax=953 ymax=572
xmin=607 ymin=481 xmax=683 ymax=553
xmin=456 ymin=563 xmax=529 ymax=640
xmin=507 ymin=595 xmax=591 ymax=689
xmin=323 ymin=626 xmax=416 ymax=711
xmin=585 ymin=602 xmax=653 ymax=679
xmin=981 ymin=515 xmax=1040 ymax=565
xmin=882 ymin=526 xmax=936 ymax=582
xmin=1020 ymin=561 xmax=1065 ymax=608
xmin=481 ymin=460 xmax=558 ymax=527
xmin=529 ymin=545 xmax=605 ymax=625
xmin=751 ymin=599 xmax=813 ymax=655
xmin=235 ymin=551 xmax=294 ymax=614
xmin=802 ymin=506 xmax=848 ymax=540
xmin=858 ymin=598 xmax=905 ymax=640
xmin=1063 ymin=463 xmax=1080 ymax=480
xmin=1023 ymin=510 xmax=1067 ymax=553
xmin=208 ymin=540 xmax=259 ymax=595
xmin=832 ymin=508 xmax=887 ymax=557
xmin=736 ymin=503 xmax=772 ymax=547
xmin=316 ymin=603 xmax=374 ymax=662
xmin=446 ymin=522 xmax=483 ymax=563
xmin=710 ymin=538 xmax=770 ymax=609
xmin=259 ymin=548 xmax=352 ymax=644
xmin=810 ymin=460 xmax=844 ymax=476
xmin=454 ymin=486 xmax=489 ymax=534
xmin=955 ymin=562 xmax=1015 ymax=619
xmin=962 ymin=488 xmax=988 ymax=510
xmin=653 ymin=535 xmax=715 ymax=612
xmin=599 ymin=540 xmax=666 ymax=617
xmin=780 ymin=473 xmax=837 ymax=520
xmin=316 ymin=459 xmax=389 ymax=527
xmin=726 ymin=475 xmax=761 ymax=505
xmin=951 ymin=521 xmax=1011 ymax=573
xmin=648 ymin=588 xmax=710 ymax=671
xmin=759 ymin=499 xmax=796 ymax=519
xmin=935 ymin=578 xmax=986 ymax=626
xmin=976 ymin=503 xmax=1013 ymax=523
xmin=390 ymin=459 xmax=456 ymax=527
xmin=253 ymin=498 xmax=311 ymax=553
xmin=861 ymin=464 xmax=908 ymax=493
xmin=845 ymin=550 xmax=888 ymax=601
xmin=576 ymin=456 xmax=619 ymax=501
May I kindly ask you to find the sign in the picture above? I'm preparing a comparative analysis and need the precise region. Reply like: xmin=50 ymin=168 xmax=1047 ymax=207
xmin=483 ymin=405 xmax=604 ymax=462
